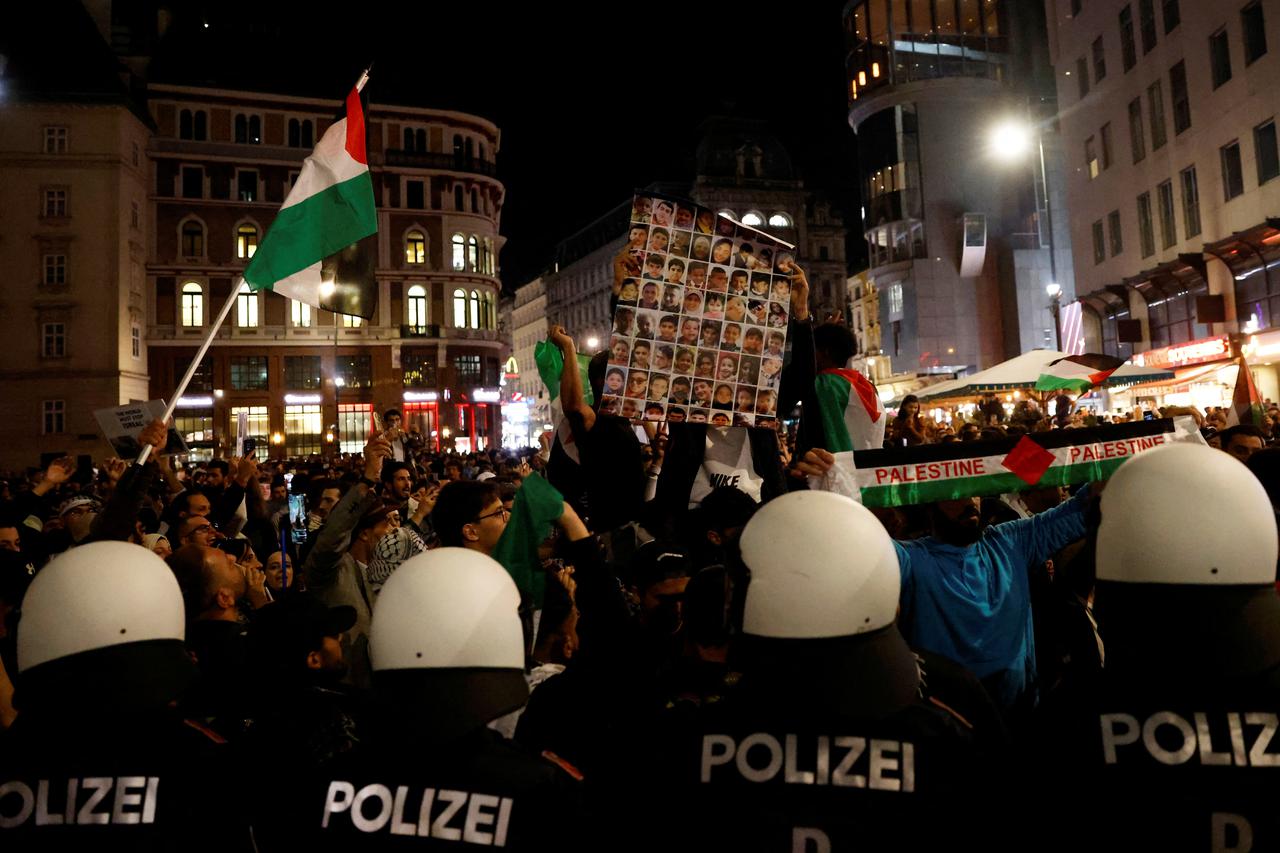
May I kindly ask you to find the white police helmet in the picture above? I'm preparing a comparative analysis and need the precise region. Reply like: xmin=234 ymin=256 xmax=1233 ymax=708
xmin=740 ymin=490 xmax=900 ymax=638
xmin=18 ymin=541 xmax=186 ymax=672
xmin=371 ymin=547 xmax=523 ymax=671
xmin=1097 ymin=442 xmax=1278 ymax=585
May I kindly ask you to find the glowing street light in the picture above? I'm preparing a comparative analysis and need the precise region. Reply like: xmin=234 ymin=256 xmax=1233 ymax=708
xmin=586 ymin=336 xmax=600 ymax=351
xmin=990 ymin=120 xmax=1033 ymax=161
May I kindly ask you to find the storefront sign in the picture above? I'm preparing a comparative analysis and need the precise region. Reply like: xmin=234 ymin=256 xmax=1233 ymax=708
xmin=283 ymin=394 xmax=322 ymax=405
xmin=403 ymin=391 xmax=438 ymax=402
xmin=1133 ymin=335 xmax=1229 ymax=369
xmin=473 ymin=389 xmax=501 ymax=403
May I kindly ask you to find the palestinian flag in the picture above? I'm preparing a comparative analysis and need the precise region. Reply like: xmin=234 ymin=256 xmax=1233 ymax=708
xmin=1225 ymin=356 xmax=1267 ymax=429
xmin=814 ymin=368 xmax=885 ymax=452
xmin=851 ymin=417 xmax=1205 ymax=508
xmin=243 ymin=78 xmax=378 ymax=318
xmin=534 ymin=340 xmax=594 ymax=465
xmin=1034 ymin=354 xmax=1126 ymax=394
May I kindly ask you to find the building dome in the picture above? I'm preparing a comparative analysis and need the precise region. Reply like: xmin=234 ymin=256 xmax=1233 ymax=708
xmin=694 ymin=117 xmax=795 ymax=182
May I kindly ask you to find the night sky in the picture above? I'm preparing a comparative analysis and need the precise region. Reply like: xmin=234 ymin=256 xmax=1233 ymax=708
xmin=110 ymin=1 xmax=860 ymax=288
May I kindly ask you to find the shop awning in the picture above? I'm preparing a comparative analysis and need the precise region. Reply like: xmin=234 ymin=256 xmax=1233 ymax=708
xmin=916 ymin=350 xmax=1174 ymax=402
xmin=1120 ymin=361 xmax=1231 ymax=394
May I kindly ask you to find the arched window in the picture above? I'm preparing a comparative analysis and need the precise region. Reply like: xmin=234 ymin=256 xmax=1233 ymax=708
xmin=454 ymin=185 xmax=464 ymax=211
xmin=248 ymin=115 xmax=261 ymax=145
xmin=236 ymin=282 xmax=259 ymax=327
xmin=484 ymin=238 xmax=495 ymax=275
xmin=179 ymin=109 xmax=193 ymax=140
xmin=301 ymin=120 xmax=313 ymax=148
xmin=291 ymin=299 xmax=312 ymax=327
xmin=469 ymin=290 xmax=480 ymax=329
xmin=405 ymin=229 xmax=426 ymax=264
xmin=453 ymin=134 xmax=464 ymax=161
xmin=741 ymin=211 xmax=764 ymax=226
xmin=768 ymin=212 xmax=793 ymax=228
xmin=470 ymin=188 xmax=479 ymax=212
xmin=478 ymin=240 xmax=489 ymax=275
xmin=193 ymin=111 xmax=207 ymax=140
xmin=407 ymin=284 xmax=428 ymax=331
xmin=465 ymin=138 xmax=474 ymax=160
xmin=478 ymin=142 xmax=485 ymax=162
xmin=403 ymin=127 xmax=414 ymax=150
xmin=235 ymin=113 xmax=247 ymax=143
xmin=289 ymin=118 xmax=301 ymax=148
xmin=414 ymin=128 xmax=425 ymax=151
xmin=181 ymin=220 xmax=205 ymax=257
xmin=453 ymin=288 xmax=468 ymax=327
xmin=482 ymin=292 xmax=495 ymax=329
xmin=236 ymin=223 xmax=259 ymax=259
xmin=717 ymin=208 xmax=736 ymax=220
xmin=468 ymin=235 xmax=479 ymax=271
xmin=181 ymin=282 xmax=203 ymax=327
xmin=452 ymin=233 xmax=465 ymax=271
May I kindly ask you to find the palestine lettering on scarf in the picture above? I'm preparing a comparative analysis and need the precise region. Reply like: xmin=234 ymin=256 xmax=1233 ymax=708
xmin=1068 ymin=434 xmax=1166 ymax=463
xmin=873 ymin=458 xmax=988 ymax=486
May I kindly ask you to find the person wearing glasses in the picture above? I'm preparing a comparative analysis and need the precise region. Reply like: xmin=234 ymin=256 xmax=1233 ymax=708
xmin=429 ymin=480 xmax=510 ymax=557
xmin=175 ymin=514 xmax=220 ymax=548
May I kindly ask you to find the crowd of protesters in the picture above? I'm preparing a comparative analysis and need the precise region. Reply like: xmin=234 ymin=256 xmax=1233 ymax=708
xmin=0 ymin=251 xmax=1278 ymax=850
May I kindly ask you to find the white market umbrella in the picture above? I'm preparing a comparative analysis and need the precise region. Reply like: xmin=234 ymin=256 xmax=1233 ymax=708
xmin=916 ymin=349 xmax=1175 ymax=402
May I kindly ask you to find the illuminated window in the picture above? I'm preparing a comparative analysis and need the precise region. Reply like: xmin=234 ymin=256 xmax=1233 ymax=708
xmin=768 ymin=212 xmax=792 ymax=228
xmin=236 ymin=223 xmax=258 ymax=259
xmin=237 ymin=282 xmax=259 ymax=327
xmin=341 ymin=314 xmax=363 ymax=327
xmin=181 ymin=282 xmax=203 ymax=327
xmin=717 ymin=208 xmax=735 ymax=220
xmin=484 ymin=237 xmax=495 ymax=274
xmin=405 ymin=230 xmax=426 ymax=264
xmin=407 ymin=284 xmax=428 ymax=331
xmin=231 ymin=406 xmax=269 ymax=444
xmin=291 ymin=300 xmax=313 ymax=327
xmin=338 ymin=403 xmax=373 ymax=454
xmin=741 ymin=211 xmax=764 ymax=226
xmin=453 ymin=288 xmax=467 ymax=327
xmin=468 ymin=235 xmax=479 ymax=271
xmin=284 ymin=404 xmax=323 ymax=456
xmin=469 ymin=289 xmax=480 ymax=329
xmin=452 ymin=233 xmax=465 ymax=271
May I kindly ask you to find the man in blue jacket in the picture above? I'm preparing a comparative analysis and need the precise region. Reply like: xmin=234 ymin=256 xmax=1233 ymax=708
xmin=795 ymin=448 xmax=1090 ymax=712
xmin=894 ymin=490 xmax=1088 ymax=711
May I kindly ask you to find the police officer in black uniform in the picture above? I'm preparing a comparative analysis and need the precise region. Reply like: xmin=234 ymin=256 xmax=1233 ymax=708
xmin=0 ymin=541 xmax=248 ymax=851
xmin=619 ymin=490 xmax=1002 ymax=852
xmin=1032 ymin=443 xmax=1280 ymax=851
xmin=268 ymin=547 xmax=584 ymax=851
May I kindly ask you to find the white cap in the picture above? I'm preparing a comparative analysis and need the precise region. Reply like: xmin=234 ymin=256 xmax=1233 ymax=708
xmin=740 ymin=491 xmax=900 ymax=638
xmin=475 ymin=471 xmax=496 ymax=482
xmin=1097 ymin=443 xmax=1278 ymax=585
xmin=370 ymin=547 xmax=523 ymax=671
xmin=18 ymin=541 xmax=185 ymax=672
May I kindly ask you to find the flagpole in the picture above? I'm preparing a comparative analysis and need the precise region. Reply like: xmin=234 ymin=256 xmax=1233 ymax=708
xmin=136 ymin=278 xmax=243 ymax=466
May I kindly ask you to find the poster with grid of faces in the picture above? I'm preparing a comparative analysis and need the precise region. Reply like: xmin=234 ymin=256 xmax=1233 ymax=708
xmin=598 ymin=193 xmax=796 ymax=428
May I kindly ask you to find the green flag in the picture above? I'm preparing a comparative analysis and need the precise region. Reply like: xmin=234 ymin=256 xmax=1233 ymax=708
xmin=492 ymin=471 xmax=565 ymax=607
xmin=534 ymin=340 xmax=594 ymax=406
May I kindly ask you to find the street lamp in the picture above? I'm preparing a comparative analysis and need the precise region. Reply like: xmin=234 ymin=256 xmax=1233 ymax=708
xmin=1046 ymin=283 xmax=1063 ymax=350
xmin=585 ymin=336 xmax=599 ymax=351
xmin=990 ymin=113 xmax=1061 ymax=329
